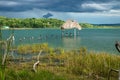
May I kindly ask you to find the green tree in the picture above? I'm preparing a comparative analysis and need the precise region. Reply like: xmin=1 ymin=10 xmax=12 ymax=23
xmin=80 ymin=23 xmax=94 ymax=28
xmin=0 ymin=16 xmax=64 ymax=28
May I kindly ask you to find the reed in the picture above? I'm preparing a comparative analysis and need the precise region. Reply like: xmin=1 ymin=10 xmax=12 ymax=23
xmin=65 ymin=51 xmax=120 ymax=79
xmin=4 ymin=69 xmax=67 ymax=80
xmin=2 ymin=43 xmax=120 ymax=80
xmin=17 ymin=43 xmax=49 ymax=54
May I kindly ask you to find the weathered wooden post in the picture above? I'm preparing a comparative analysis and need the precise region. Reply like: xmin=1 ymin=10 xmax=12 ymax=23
xmin=33 ymin=50 xmax=42 ymax=72
xmin=74 ymin=28 xmax=76 ymax=36
xmin=108 ymin=69 xmax=119 ymax=80
xmin=2 ymin=34 xmax=14 ymax=66
xmin=108 ymin=42 xmax=120 ymax=80
xmin=0 ymin=26 xmax=2 ymax=66
xmin=74 ymin=28 xmax=77 ymax=39
xmin=0 ymin=26 xmax=2 ymax=41
xmin=115 ymin=41 xmax=120 ymax=52
xmin=118 ymin=70 xmax=120 ymax=80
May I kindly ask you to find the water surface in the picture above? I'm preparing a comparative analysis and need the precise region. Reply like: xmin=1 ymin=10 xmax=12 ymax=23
xmin=2 ymin=28 xmax=120 ymax=54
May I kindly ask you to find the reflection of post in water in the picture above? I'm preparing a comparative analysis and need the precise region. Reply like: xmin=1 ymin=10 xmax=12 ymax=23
xmin=74 ymin=28 xmax=76 ymax=37
xmin=62 ymin=36 xmax=81 ymax=50
xmin=61 ymin=30 xmax=64 ymax=37
xmin=74 ymin=28 xmax=76 ymax=39
xmin=61 ymin=29 xmax=79 ymax=38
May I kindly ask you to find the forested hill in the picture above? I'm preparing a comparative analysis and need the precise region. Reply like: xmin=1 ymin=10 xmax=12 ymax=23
xmin=0 ymin=16 xmax=64 ymax=28
xmin=0 ymin=16 xmax=120 ymax=29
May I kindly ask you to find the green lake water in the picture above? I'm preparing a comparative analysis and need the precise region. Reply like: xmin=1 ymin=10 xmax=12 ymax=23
xmin=2 ymin=28 xmax=120 ymax=54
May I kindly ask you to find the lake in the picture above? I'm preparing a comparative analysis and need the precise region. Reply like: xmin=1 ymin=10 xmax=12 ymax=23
xmin=2 ymin=28 xmax=120 ymax=54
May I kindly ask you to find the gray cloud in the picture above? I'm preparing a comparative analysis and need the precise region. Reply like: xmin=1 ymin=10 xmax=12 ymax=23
xmin=0 ymin=0 xmax=119 ymax=12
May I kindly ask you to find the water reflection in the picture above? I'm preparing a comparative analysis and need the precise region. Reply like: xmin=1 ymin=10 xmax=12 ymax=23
xmin=62 ymin=36 xmax=81 ymax=50
xmin=2 ymin=29 xmax=120 ymax=54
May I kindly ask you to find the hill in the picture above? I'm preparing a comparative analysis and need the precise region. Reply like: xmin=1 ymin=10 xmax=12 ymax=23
xmin=93 ymin=23 xmax=120 ymax=26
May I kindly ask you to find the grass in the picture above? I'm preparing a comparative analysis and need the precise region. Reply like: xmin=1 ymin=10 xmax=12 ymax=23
xmin=0 ymin=43 xmax=120 ymax=80
xmin=17 ymin=43 xmax=50 ymax=54
xmin=5 ymin=69 xmax=66 ymax=80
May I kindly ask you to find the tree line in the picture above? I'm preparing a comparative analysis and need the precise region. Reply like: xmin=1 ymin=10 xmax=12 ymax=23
xmin=0 ymin=16 xmax=64 ymax=28
xmin=0 ymin=16 xmax=101 ymax=29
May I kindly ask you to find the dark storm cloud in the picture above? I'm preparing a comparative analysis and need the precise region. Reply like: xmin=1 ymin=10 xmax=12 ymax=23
xmin=0 ymin=0 xmax=119 ymax=12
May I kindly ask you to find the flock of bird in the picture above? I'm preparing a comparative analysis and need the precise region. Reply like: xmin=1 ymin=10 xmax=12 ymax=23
xmin=19 ymin=34 xmax=60 ymax=41
xmin=18 ymin=32 xmax=80 ymax=42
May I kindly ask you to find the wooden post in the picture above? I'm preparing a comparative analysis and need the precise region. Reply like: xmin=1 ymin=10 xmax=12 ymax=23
xmin=0 ymin=26 xmax=2 ymax=65
xmin=61 ymin=30 xmax=64 ymax=37
xmin=108 ymin=69 xmax=119 ymax=80
xmin=74 ymin=28 xmax=76 ymax=39
xmin=2 ymin=42 xmax=8 ymax=66
xmin=118 ymin=70 xmax=120 ymax=80
xmin=33 ymin=50 xmax=42 ymax=72
xmin=0 ymin=26 xmax=2 ymax=41
xmin=2 ymin=34 xmax=14 ymax=66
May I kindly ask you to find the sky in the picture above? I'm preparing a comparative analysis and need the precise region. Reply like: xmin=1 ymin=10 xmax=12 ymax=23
xmin=0 ymin=0 xmax=120 ymax=24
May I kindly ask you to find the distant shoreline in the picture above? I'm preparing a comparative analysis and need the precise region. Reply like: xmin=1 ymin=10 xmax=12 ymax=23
xmin=1 ymin=28 xmax=33 ymax=30
xmin=1 ymin=28 xmax=62 ymax=30
xmin=1 ymin=27 xmax=120 ymax=30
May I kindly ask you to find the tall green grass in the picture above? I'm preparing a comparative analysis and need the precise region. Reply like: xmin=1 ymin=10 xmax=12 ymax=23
xmin=1 ymin=43 xmax=120 ymax=80
xmin=17 ymin=43 xmax=50 ymax=54
xmin=5 ymin=69 xmax=67 ymax=80
xmin=65 ymin=52 xmax=120 ymax=78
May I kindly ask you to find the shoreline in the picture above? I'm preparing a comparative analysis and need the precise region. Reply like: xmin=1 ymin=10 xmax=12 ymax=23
xmin=1 ymin=27 xmax=62 ymax=30
xmin=1 ymin=27 xmax=120 ymax=30
xmin=1 ymin=28 xmax=34 ymax=30
xmin=2 ymin=26 xmax=119 ymax=30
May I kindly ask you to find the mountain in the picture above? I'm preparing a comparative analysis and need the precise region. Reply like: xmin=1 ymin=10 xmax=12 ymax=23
xmin=43 ymin=13 xmax=53 ymax=18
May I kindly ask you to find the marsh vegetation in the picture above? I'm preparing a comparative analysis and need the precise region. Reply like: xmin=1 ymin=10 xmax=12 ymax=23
xmin=0 ymin=43 xmax=120 ymax=80
xmin=0 ymin=16 xmax=120 ymax=80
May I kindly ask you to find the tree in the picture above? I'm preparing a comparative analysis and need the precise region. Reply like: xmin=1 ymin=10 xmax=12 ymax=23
xmin=80 ymin=23 xmax=94 ymax=28
xmin=0 ymin=16 xmax=64 ymax=28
